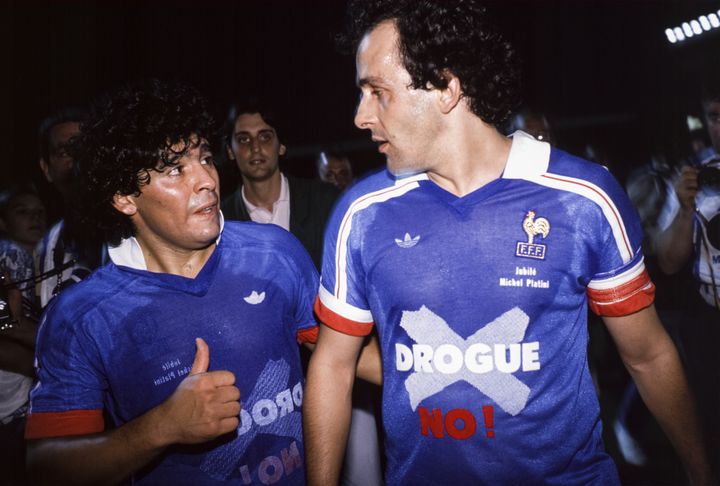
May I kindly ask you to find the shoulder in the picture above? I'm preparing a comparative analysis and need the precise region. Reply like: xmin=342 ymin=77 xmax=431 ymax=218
xmin=46 ymin=264 xmax=126 ymax=315
xmin=286 ymin=174 xmax=339 ymax=202
xmin=332 ymin=168 xmax=408 ymax=214
xmin=221 ymin=220 xmax=307 ymax=255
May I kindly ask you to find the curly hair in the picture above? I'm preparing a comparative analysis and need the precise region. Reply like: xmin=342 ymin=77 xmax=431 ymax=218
xmin=68 ymin=79 xmax=217 ymax=246
xmin=340 ymin=0 xmax=521 ymax=126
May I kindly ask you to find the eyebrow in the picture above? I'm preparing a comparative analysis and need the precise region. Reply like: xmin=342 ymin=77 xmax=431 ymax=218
xmin=233 ymin=128 xmax=275 ymax=137
xmin=357 ymin=76 xmax=385 ymax=88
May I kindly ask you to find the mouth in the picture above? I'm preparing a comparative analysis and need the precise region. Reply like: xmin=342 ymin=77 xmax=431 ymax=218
xmin=372 ymin=137 xmax=389 ymax=153
xmin=248 ymin=158 xmax=266 ymax=166
xmin=194 ymin=199 xmax=219 ymax=216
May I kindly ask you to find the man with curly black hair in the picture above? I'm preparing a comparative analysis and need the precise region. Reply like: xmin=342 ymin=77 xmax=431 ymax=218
xmin=304 ymin=1 xmax=712 ymax=484
xmin=23 ymin=79 xmax=363 ymax=485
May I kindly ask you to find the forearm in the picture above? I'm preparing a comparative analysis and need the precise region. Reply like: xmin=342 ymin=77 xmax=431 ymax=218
xmin=356 ymin=334 xmax=383 ymax=385
xmin=304 ymin=358 xmax=355 ymax=486
xmin=27 ymin=405 xmax=170 ymax=485
xmin=656 ymin=208 xmax=694 ymax=275
xmin=625 ymin=341 xmax=713 ymax=484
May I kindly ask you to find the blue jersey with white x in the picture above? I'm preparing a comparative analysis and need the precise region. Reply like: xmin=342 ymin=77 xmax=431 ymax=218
xmin=316 ymin=132 xmax=654 ymax=485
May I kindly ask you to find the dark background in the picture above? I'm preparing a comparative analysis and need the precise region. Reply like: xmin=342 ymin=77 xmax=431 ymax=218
xmin=2 ymin=2 xmax=719 ymax=483
xmin=3 ymin=0 xmax=720 ymax=190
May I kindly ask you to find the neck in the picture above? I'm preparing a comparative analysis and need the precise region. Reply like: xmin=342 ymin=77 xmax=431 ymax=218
xmin=242 ymin=171 xmax=282 ymax=211
xmin=135 ymin=235 xmax=215 ymax=278
xmin=426 ymin=117 xmax=511 ymax=197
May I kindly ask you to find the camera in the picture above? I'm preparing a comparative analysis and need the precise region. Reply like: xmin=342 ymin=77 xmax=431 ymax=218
xmin=697 ymin=165 xmax=720 ymax=190
xmin=0 ymin=274 xmax=16 ymax=331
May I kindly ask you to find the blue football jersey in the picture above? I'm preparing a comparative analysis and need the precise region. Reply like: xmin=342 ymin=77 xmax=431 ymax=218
xmin=316 ymin=132 xmax=654 ymax=485
xmin=28 ymin=221 xmax=318 ymax=485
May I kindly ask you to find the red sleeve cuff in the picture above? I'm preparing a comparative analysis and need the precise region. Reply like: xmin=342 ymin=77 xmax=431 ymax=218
xmin=25 ymin=409 xmax=104 ymax=439
xmin=314 ymin=296 xmax=374 ymax=337
xmin=587 ymin=269 xmax=656 ymax=317
xmin=297 ymin=326 xmax=319 ymax=344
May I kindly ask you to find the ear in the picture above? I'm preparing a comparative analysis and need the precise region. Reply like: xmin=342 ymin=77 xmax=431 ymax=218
xmin=112 ymin=193 xmax=138 ymax=217
xmin=438 ymin=72 xmax=463 ymax=115
xmin=226 ymin=143 xmax=235 ymax=161
xmin=39 ymin=158 xmax=52 ymax=182
xmin=279 ymin=144 xmax=287 ymax=156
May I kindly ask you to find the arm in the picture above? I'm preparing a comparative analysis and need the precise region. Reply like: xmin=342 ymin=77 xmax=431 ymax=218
xmin=303 ymin=324 xmax=366 ymax=486
xmin=356 ymin=332 xmax=382 ymax=386
xmin=303 ymin=331 xmax=382 ymax=386
xmin=656 ymin=166 xmax=697 ymax=275
xmin=27 ymin=338 xmax=241 ymax=485
xmin=603 ymin=305 xmax=714 ymax=485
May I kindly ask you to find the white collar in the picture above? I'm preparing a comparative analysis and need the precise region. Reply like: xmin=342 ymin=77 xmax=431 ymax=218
xmin=108 ymin=211 xmax=225 ymax=270
xmin=501 ymin=130 xmax=552 ymax=179
xmin=241 ymin=173 xmax=289 ymax=211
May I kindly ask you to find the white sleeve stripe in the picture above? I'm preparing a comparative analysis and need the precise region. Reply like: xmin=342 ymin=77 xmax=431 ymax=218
xmin=333 ymin=177 xmax=424 ymax=300
xmin=590 ymin=282 xmax=654 ymax=306
xmin=587 ymin=257 xmax=645 ymax=290
xmin=318 ymin=284 xmax=374 ymax=323
xmin=535 ymin=173 xmax=633 ymax=262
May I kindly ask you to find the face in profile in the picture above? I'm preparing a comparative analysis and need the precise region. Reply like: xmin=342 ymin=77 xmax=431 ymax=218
xmin=0 ymin=192 xmax=47 ymax=252
xmin=704 ymin=100 xmax=720 ymax=154
xmin=227 ymin=113 xmax=286 ymax=183
xmin=354 ymin=20 xmax=443 ymax=176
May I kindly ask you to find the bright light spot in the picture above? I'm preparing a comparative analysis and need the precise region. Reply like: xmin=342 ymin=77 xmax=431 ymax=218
xmin=665 ymin=28 xmax=677 ymax=43
xmin=700 ymin=15 xmax=711 ymax=30
xmin=688 ymin=115 xmax=704 ymax=131
xmin=674 ymin=27 xmax=686 ymax=41
xmin=691 ymin=20 xmax=702 ymax=34
xmin=711 ymin=13 xmax=720 ymax=28
xmin=682 ymin=22 xmax=694 ymax=37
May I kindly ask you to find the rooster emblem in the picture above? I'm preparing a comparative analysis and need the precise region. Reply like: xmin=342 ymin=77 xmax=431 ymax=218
xmin=523 ymin=210 xmax=550 ymax=244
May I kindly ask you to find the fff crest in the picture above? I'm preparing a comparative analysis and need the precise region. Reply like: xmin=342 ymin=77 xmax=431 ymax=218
xmin=516 ymin=210 xmax=550 ymax=260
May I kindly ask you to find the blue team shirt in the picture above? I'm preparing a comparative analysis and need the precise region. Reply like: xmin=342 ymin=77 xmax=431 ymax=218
xmin=28 ymin=221 xmax=318 ymax=485
xmin=316 ymin=132 xmax=654 ymax=485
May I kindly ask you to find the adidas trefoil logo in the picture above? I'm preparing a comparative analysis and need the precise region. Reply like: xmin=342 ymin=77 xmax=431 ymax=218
xmin=395 ymin=233 xmax=421 ymax=248
xmin=244 ymin=291 xmax=266 ymax=305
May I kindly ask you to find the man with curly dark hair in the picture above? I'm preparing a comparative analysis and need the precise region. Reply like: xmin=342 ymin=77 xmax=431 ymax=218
xmin=22 ymin=79 xmax=373 ymax=485
xmin=304 ymin=1 xmax=712 ymax=484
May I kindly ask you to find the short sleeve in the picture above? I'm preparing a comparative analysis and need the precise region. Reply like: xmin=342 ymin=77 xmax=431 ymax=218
xmin=281 ymin=232 xmax=321 ymax=344
xmin=584 ymin=171 xmax=655 ymax=317
xmin=26 ymin=300 xmax=106 ymax=439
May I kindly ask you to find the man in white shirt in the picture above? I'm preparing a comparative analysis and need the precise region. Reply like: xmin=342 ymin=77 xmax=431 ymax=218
xmin=221 ymin=100 xmax=338 ymax=269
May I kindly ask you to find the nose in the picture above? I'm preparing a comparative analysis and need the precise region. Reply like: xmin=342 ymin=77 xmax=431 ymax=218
xmin=250 ymin=137 xmax=261 ymax=153
xmin=354 ymin=92 xmax=373 ymax=130
xmin=195 ymin=162 xmax=218 ymax=193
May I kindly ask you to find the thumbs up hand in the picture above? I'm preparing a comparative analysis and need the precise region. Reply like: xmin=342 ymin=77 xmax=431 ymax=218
xmin=156 ymin=338 xmax=241 ymax=445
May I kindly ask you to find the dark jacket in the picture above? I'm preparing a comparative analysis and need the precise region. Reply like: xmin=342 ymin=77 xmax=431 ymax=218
xmin=221 ymin=174 xmax=339 ymax=270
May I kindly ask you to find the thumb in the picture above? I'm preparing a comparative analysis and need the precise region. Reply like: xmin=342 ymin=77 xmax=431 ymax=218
xmin=190 ymin=337 xmax=210 ymax=375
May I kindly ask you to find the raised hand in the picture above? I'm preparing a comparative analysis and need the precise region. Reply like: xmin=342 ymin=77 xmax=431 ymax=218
xmin=156 ymin=338 xmax=241 ymax=445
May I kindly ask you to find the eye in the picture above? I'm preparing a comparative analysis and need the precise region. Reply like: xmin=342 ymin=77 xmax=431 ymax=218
xmin=167 ymin=165 xmax=183 ymax=176
xmin=259 ymin=132 xmax=273 ymax=142
xmin=201 ymin=155 xmax=215 ymax=165
xmin=237 ymin=135 xmax=250 ymax=144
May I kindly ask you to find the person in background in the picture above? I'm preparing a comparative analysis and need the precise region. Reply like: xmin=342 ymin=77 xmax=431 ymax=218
xmin=222 ymin=100 xmax=338 ymax=270
xmin=317 ymin=151 xmax=355 ymax=192
xmin=656 ymin=76 xmax=720 ymax=477
xmin=35 ymin=106 xmax=106 ymax=310
xmin=0 ymin=182 xmax=46 ymax=485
